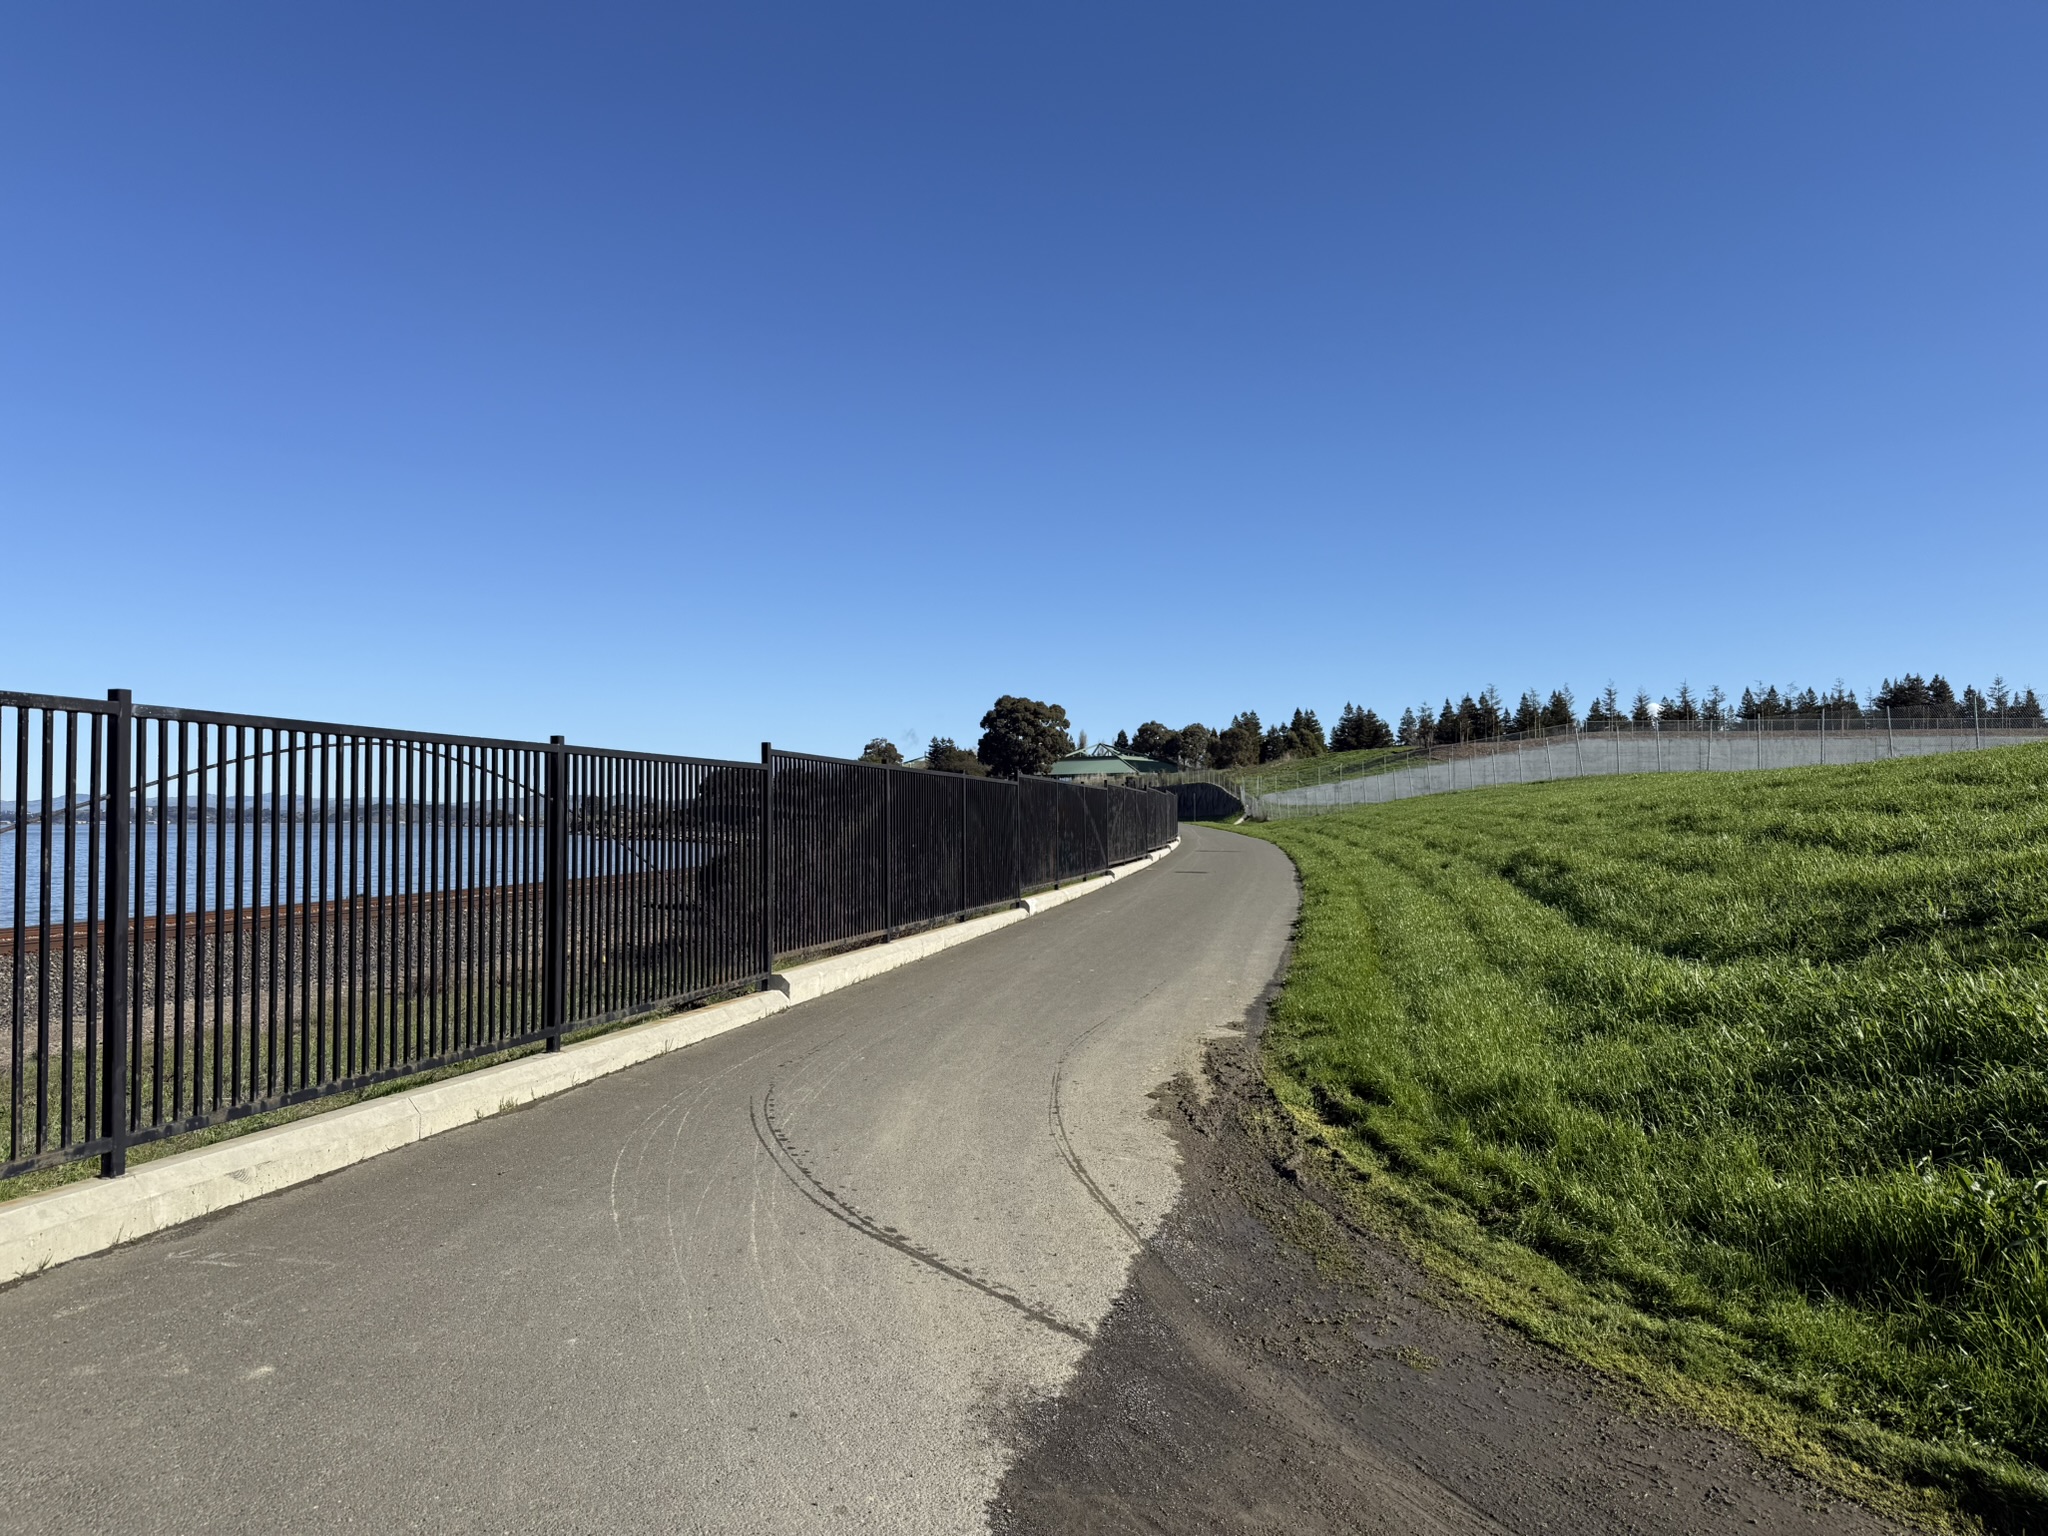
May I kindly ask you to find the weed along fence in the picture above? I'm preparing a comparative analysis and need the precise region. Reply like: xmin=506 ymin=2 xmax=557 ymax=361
xmin=1243 ymin=713 xmax=2048 ymax=820
xmin=0 ymin=688 xmax=1177 ymax=1181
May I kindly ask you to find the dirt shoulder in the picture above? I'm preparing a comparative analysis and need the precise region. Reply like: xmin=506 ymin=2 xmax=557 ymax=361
xmin=988 ymin=1011 xmax=1909 ymax=1536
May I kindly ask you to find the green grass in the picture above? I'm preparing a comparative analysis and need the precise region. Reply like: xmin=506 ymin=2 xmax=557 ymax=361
xmin=1237 ymin=744 xmax=2048 ymax=1531
xmin=1226 ymin=745 xmax=1413 ymax=794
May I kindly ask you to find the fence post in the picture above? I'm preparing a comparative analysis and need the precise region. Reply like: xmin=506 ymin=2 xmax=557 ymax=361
xmin=957 ymin=773 xmax=967 ymax=918
xmin=100 ymin=689 xmax=134 ymax=1178
xmin=1886 ymin=706 xmax=1894 ymax=758
xmin=883 ymin=766 xmax=894 ymax=940
xmin=542 ymin=736 xmax=568 ymax=1052
xmin=760 ymin=743 xmax=775 ymax=982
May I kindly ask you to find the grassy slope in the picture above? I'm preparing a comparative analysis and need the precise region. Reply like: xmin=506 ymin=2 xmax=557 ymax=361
xmin=1227 ymin=746 xmax=1411 ymax=794
xmin=1238 ymin=745 xmax=2048 ymax=1532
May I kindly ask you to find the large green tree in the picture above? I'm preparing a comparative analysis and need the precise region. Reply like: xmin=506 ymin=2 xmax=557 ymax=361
xmin=1130 ymin=720 xmax=1177 ymax=758
xmin=1331 ymin=702 xmax=1370 ymax=752
xmin=1212 ymin=712 xmax=1263 ymax=768
xmin=1288 ymin=707 xmax=1326 ymax=756
xmin=859 ymin=738 xmax=903 ymax=766
xmin=974 ymin=695 xmax=1075 ymax=778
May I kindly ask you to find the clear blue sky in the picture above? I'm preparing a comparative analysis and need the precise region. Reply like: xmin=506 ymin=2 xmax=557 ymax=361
xmin=5 ymin=3 xmax=2042 ymax=760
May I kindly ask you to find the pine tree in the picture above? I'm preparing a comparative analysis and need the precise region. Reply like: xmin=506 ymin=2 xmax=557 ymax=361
xmin=1928 ymin=675 xmax=1959 ymax=716
xmin=1876 ymin=674 xmax=1931 ymax=712
xmin=1703 ymin=685 xmax=1727 ymax=725
xmin=1583 ymin=697 xmax=1608 ymax=730
xmin=1397 ymin=707 xmax=1419 ymax=746
xmin=1455 ymin=695 xmax=1480 ymax=742
xmin=2016 ymin=689 xmax=2044 ymax=722
xmin=1331 ymin=702 xmax=1370 ymax=752
xmin=1436 ymin=699 xmax=1459 ymax=743
xmin=1358 ymin=709 xmax=1394 ymax=749
xmin=1541 ymin=688 xmax=1576 ymax=730
xmin=1513 ymin=690 xmax=1542 ymax=735
xmin=1477 ymin=686 xmax=1505 ymax=739
xmin=1631 ymin=690 xmax=1655 ymax=727
xmin=1289 ymin=708 xmax=1327 ymax=756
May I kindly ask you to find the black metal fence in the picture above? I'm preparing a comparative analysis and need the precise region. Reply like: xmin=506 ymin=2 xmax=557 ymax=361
xmin=1 ymin=690 xmax=1177 ymax=1180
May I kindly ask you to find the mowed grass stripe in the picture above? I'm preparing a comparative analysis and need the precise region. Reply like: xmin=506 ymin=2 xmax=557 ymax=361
xmin=1241 ymin=743 xmax=2048 ymax=1530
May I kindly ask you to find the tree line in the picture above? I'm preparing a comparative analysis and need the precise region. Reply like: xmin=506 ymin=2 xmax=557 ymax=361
xmin=860 ymin=671 xmax=2043 ymax=778
xmin=857 ymin=695 xmax=1079 ymax=778
xmin=1114 ymin=671 xmax=2043 ymax=767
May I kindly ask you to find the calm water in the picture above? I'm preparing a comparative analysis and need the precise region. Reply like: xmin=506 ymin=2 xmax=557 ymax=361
xmin=0 ymin=820 xmax=714 ymax=930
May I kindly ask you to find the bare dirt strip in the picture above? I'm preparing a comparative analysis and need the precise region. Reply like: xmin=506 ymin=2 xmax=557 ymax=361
xmin=990 ymin=981 xmax=1907 ymax=1536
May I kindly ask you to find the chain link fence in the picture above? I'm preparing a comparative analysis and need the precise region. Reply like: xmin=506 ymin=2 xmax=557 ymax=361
xmin=1225 ymin=713 xmax=2048 ymax=820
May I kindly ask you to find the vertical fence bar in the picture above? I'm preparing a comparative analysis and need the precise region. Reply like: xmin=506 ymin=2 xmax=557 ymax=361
xmin=883 ymin=767 xmax=894 ymax=940
xmin=760 ymin=743 xmax=775 ymax=981
xmin=543 ymin=736 xmax=567 ymax=1052
xmin=100 ymin=690 xmax=133 ymax=1178
xmin=10 ymin=707 xmax=26 ymax=1163
xmin=61 ymin=711 xmax=80 ymax=1148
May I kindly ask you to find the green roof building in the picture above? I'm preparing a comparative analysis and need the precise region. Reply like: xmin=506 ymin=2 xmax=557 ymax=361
xmin=1045 ymin=746 xmax=1180 ymax=779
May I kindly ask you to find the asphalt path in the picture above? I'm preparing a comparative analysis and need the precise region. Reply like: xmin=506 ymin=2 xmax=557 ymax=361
xmin=0 ymin=825 xmax=1297 ymax=1534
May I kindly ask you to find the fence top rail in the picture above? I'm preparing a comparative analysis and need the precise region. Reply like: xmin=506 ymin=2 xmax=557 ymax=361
xmin=85 ymin=697 xmax=757 ymax=769
xmin=565 ymin=742 xmax=760 ymax=771
xmin=130 ymin=700 xmax=551 ymax=753
xmin=0 ymin=688 xmax=117 ymax=715
xmin=770 ymin=746 xmax=886 ymax=771
xmin=8 ymin=690 xmax=1192 ymax=791
xmin=765 ymin=753 xmax=1173 ymax=797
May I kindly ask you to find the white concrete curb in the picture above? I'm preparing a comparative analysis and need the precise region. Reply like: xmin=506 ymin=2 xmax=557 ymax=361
xmin=0 ymin=836 xmax=1180 ymax=1286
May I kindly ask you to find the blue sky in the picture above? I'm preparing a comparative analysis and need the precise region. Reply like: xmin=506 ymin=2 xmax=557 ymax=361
xmin=4 ymin=3 xmax=2042 ymax=761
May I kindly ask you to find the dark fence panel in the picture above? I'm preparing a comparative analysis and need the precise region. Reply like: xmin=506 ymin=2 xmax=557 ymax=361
xmin=963 ymin=777 xmax=1019 ymax=912
xmin=769 ymin=751 xmax=886 ymax=959
xmin=888 ymin=770 xmax=964 ymax=928
xmin=1018 ymin=777 xmax=1060 ymax=891
xmin=2 ymin=694 xmax=115 ymax=1174
xmin=1054 ymin=782 xmax=1098 ymax=882
xmin=1 ymin=692 xmax=563 ymax=1179
xmin=3 ymin=686 xmax=1177 ymax=1180
xmin=563 ymin=749 xmax=765 ymax=1031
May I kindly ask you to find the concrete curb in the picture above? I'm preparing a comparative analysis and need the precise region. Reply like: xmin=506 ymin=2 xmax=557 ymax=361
xmin=0 ymin=836 xmax=1180 ymax=1286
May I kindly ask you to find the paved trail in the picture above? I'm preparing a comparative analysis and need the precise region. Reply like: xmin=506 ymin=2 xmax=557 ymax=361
xmin=0 ymin=828 xmax=1902 ymax=1534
